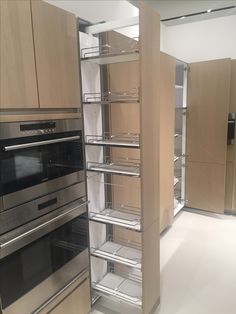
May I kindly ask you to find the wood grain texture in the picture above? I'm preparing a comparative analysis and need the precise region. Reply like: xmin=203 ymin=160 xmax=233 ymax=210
xmin=229 ymin=60 xmax=236 ymax=113
xmin=0 ymin=113 xmax=81 ymax=122
xmin=187 ymin=59 xmax=231 ymax=164
xmin=0 ymin=0 xmax=38 ymax=108
xmin=49 ymin=279 xmax=90 ymax=314
xmin=225 ymin=161 xmax=234 ymax=211
xmin=139 ymin=3 xmax=160 ymax=313
xmin=142 ymin=220 xmax=160 ymax=314
xmin=139 ymin=2 xmax=160 ymax=232
xmin=160 ymin=52 xmax=175 ymax=233
xmin=229 ymin=59 xmax=236 ymax=212
xmin=109 ymin=61 xmax=140 ymax=134
xmin=31 ymin=0 xmax=81 ymax=108
xmin=186 ymin=161 xmax=226 ymax=213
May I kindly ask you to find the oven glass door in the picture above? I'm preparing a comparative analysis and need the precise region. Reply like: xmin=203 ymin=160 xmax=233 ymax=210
xmin=0 ymin=212 xmax=88 ymax=310
xmin=0 ymin=131 xmax=83 ymax=198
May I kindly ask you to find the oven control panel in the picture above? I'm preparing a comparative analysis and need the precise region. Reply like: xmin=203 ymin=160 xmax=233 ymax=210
xmin=0 ymin=119 xmax=82 ymax=140
xmin=20 ymin=122 xmax=56 ymax=135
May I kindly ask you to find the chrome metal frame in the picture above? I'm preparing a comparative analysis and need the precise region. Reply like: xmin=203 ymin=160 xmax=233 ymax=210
xmin=3 ymin=135 xmax=81 ymax=151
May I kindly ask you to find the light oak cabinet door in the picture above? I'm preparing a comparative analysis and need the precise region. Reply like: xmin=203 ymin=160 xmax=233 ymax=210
xmin=187 ymin=59 xmax=231 ymax=164
xmin=0 ymin=0 xmax=39 ymax=109
xmin=186 ymin=161 xmax=226 ymax=213
xmin=31 ymin=1 xmax=81 ymax=108
xmin=49 ymin=279 xmax=90 ymax=314
xmin=186 ymin=59 xmax=231 ymax=214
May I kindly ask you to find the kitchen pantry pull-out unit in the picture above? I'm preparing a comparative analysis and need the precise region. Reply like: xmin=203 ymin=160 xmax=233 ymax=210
xmin=79 ymin=3 xmax=171 ymax=313
xmin=174 ymin=60 xmax=188 ymax=216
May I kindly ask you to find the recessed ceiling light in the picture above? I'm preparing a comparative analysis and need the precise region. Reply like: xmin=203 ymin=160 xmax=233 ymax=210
xmin=180 ymin=16 xmax=186 ymax=19
xmin=207 ymin=9 xmax=212 ymax=13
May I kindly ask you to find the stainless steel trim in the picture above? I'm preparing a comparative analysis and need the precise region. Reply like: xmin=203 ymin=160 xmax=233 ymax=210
xmin=0 ymin=199 xmax=88 ymax=259
xmin=33 ymin=270 xmax=89 ymax=314
xmin=3 ymin=135 xmax=81 ymax=151
xmin=0 ymin=181 xmax=86 ymax=234
xmin=0 ymin=119 xmax=82 ymax=140
xmin=2 ymin=252 xmax=89 ymax=314
xmin=1 ymin=171 xmax=85 ymax=211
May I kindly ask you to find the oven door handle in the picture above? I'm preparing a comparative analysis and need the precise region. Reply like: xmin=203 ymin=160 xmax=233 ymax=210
xmin=3 ymin=135 xmax=81 ymax=151
xmin=0 ymin=200 xmax=89 ymax=259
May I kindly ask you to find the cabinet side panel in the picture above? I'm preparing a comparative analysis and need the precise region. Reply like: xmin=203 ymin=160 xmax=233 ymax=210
xmin=0 ymin=0 xmax=38 ymax=108
xmin=139 ymin=4 xmax=160 ymax=231
xmin=160 ymin=52 xmax=175 ymax=233
xmin=142 ymin=220 xmax=160 ymax=314
xmin=139 ymin=3 xmax=161 ymax=313
xmin=227 ymin=60 xmax=236 ymax=212
xmin=31 ymin=1 xmax=81 ymax=108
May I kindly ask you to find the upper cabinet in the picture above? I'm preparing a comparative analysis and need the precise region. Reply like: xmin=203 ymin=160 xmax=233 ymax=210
xmin=0 ymin=0 xmax=81 ymax=110
xmin=0 ymin=0 xmax=39 ymax=109
xmin=31 ymin=1 xmax=81 ymax=108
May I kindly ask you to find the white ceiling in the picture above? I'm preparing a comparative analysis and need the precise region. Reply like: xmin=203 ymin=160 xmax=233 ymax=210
xmin=46 ymin=0 xmax=236 ymax=26
xmin=130 ymin=0 xmax=236 ymax=25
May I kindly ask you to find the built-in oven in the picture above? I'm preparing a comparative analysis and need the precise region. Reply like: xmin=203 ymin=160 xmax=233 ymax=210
xmin=0 ymin=198 xmax=89 ymax=314
xmin=0 ymin=119 xmax=85 ymax=233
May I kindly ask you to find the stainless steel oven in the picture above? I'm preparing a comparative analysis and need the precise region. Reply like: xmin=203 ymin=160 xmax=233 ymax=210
xmin=0 ymin=119 xmax=85 ymax=234
xmin=0 ymin=198 xmax=89 ymax=314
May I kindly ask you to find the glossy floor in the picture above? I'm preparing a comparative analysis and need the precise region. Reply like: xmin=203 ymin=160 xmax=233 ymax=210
xmin=92 ymin=209 xmax=236 ymax=314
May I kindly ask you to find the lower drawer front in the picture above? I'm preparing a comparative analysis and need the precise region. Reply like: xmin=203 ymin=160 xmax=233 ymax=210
xmin=49 ymin=278 xmax=90 ymax=314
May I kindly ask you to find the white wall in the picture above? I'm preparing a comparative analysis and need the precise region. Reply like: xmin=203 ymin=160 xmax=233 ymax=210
xmin=162 ymin=15 xmax=236 ymax=63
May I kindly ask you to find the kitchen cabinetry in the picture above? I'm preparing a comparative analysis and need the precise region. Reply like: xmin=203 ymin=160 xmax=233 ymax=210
xmin=225 ymin=59 xmax=236 ymax=213
xmin=31 ymin=1 xmax=81 ymax=108
xmin=174 ymin=60 xmax=187 ymax=216
xmin=160 ymin=52 xmax=175 ymax=232
xmin=80 ymin=3 xmax=169 ymax=313
xmin=0 ymin=0 xmax=81 ymax=110
xmin=186 ymin=58 xmax=231 ymax=213
xmin=0 ymin=0 xmax=38 ymax=109
xmin=49 ymin=279 xmax=90 ymax=314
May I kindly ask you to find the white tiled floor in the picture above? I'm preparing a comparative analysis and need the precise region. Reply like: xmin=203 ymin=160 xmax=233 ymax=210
xmin=92 ymin=209 xmax=236 ymax=314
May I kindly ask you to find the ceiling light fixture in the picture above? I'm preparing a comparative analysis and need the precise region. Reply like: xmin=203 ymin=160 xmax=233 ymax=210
xmin=161 ymin=5 xmax=236 ymax=22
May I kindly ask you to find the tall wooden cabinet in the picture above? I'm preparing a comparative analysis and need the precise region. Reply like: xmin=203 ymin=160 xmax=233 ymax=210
xmin=80 ymin=3 xmax=166 ymax=313
xmin=186 ymin=58 xmax=231 ymax=213
xmin=0 ymin=0 xmax=81 ymax=110
xmin=160 ymin=52 xmax=175 ymax=232
xmin=31 ymin=1 xmax=81 ymax=108
xmin=0 ymin=0 xmax=38 ymax=109
xmin=225 ymin=59 xmax=236 ymax=213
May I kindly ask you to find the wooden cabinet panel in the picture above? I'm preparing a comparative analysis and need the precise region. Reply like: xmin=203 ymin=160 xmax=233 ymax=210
xmin=229 ymin=59 xmax=236 ymax=112
xmin=0 ymin=0 xmax=38 ymax=108
xmin=31 ymin=1 xmax=81 ymax=108
xmin=186 ymin=161 xmax=226 ymax=213
xmin=139 ymin=3 xmax=161 ymax=233
xmin=230 ymin=60 xmax=236 ymax=212
xmin=225 ymin=161 xmax=234 ymax=211
xmin=187 ymin=59 xmax=231 ymax=164
xmin=160 ymin=52 xmax=175 ymax=233
xmin=49 ymin=278 xmax=90 ymax=314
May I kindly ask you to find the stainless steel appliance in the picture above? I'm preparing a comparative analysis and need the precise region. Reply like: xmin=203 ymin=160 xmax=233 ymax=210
xmin=0 ymin=119 xmax=85 ymax=234
xmin=0 ymin=198 xmax=89 ymax=313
